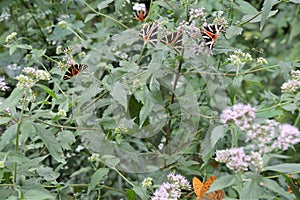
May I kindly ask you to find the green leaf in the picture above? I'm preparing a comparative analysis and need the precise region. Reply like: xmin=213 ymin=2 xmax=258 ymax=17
xmin=16 ymin=44 xmax=32 ymax=50
xmin=0 ymin=124 xmax=18 ymax=151
xmin=0 ymin=88 xmax=24 ymax=112
xmin=279 ymin=61 xmax=292 ymax=80
xmin=281 ymin=103 xmax=297 ymax=112
xmin=88 ymin=168 xmax=109 ymax=194
xmin=263 ymin=163 xmax=300 ymax=173
xmin=101 ymin=155 xmax=120 ymax=168
xmin=133 ymin=185 xmax=149 ymax=200
xmin=290 ymin=0 xmax=300 ymax=3
xmin=0 ymin=117 xmax=11 ymax=125
xmin=111 ymin=82 xmax=128 ymax=110
xmin=85 ymin=14 xmax=97 ymax=23
xmin=260 ymin=0 xmax=279 ymax=31
xmin=57 ymin=130 xmax=75 ymax=150
xmin=36 ymin=166 xmax=59 ymax=182
xmin=288 ymin=19 xmax=300 ymax=43
xmin=7 ymin=150 xmax=30 ymax=163
xmin=126 ymin=189 xmax=136 ymax=200
xmin=242 ymin=10 xmax=278 ymax=23
xmin=9 ymin=44 xmax=17 ymax=55
xmin=263 ymin=177 xmax=293 ymax=199
xmin=24 ymin=190 xmax=55 ymax=200
xmin=225 ymin=26 xmax=243 ymax=39
xmin=30 ymin=49 xmax=46 ymax=61
xmin=139 ymin=89 xmax=153 ymax=127
xmin=208 ymin=175 xmax=239 ymax=192
xmin=239 ymin=181 xmax=262 ymax=199
xmin=35 ymin=84 xmax=57 ymax=100
xmin=98 ymin=0 xmax=114 ymax=11
xmin=256 ymin=110 xmax=283 ymax=118
xmin=237 ymin=0 xmax=258 ymax=14
xmin=71 ymin=167 xmax=92 ymax=177
xmin=33 ymin=123 xmax=65 ymax=163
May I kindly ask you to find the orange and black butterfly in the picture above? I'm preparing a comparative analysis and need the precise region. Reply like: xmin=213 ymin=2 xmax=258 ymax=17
xmin=139 ymin=22 xmax=159 ymax=47
xmin=161 ymin=31 xmax=183 ymax=54
xmin=201 ymin=24 xmax=224 ymax=50
xmin=63 ymin=63 xmax=88 ymax=80
xmin=193 ymin=176 xmax=224 ymax=200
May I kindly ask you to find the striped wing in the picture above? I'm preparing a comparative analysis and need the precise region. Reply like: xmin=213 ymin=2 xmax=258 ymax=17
xmin=161 ymin=31 xmax=183 ymax=54
xmin=139 ymin=22 xmax=158 ymax=47
xmin=63 ymin=63 xmax=88 ymax=80
xmin=201 ymin=24 xmax=224 ymax=49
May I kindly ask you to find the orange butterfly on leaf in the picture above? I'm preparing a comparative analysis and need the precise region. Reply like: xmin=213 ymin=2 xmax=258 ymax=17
xmin=193 ymin=176 xmax=224 ymax=200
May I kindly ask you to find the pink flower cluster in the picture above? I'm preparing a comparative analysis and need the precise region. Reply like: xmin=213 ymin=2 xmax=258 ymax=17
xmin=152 ymin=173 xmax=191 ymax=200
xmin=217 ymin=104 xmax=300 ymax=173
xmin=0 ymin=77 xmax=9 ymax=91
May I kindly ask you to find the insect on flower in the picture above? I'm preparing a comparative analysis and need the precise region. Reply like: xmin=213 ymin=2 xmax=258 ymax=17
xmin=201 ymin=24 xmax=224 ymax=50
xmin=193 ymin=176 xmax=224 ymax=200
xmin=160 ymin=31 xmax=183 ymax=54
xmin=139 ymin=22 xmax=159 ymax=47
xmin=63 ymin=63 xmax=88 ymax=80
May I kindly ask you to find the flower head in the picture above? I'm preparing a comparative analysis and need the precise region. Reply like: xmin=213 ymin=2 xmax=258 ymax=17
xmin=272 ymin=124 xmax=300 ymax=151
xmin=167 ymin=172 xmax=191 ymax=190
xmin=0 ymin=77 xmax=9 ymax=91
xmin=152 ymin=182 xmax=181 ymax=200
xmin=16 ymin=75 xmax=34 ymax=89
xmin=5 ymin=32 xmax=17 ymax=43
xmin=281 ymin=80 xmax=300 ymax=93
xmin=142 ymin=177 xmax=153 ymax=187
xmin=220 ymin=104 xmax=255 ymax=131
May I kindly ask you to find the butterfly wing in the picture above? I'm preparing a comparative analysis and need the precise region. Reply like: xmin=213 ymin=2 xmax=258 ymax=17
xmin=202 ymin=190 xmax=224 ymax=200
xmin=201 ymin=24 xmax=223 ymax=49
xmin=139 ymin=22 xmax=158 ymax=47
xmin=63 ymin=64 xmax=88 ymax=80
xmin=161 ymin=31 xmax=183 ymax=54
xmin=193 ymin=177 xmax=204 ymax=198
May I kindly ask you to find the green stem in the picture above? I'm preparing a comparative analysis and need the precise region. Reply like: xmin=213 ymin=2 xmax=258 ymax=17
xmin=113 ymin=167 xmax=134 ymax=187
xmin=239 ymin=11 xmax=262 ymax=26
xmin=67 ymin=27 xmax=84 ymax=41
xmin=83 ymin=0 xmax=128 ymax=29
xmin=137 ymin=42 xmax=147 ymax=65
xmin=13 ymin=91 xmax=27 ymax=185
xmin=294 ymin=108 xmax=300 ymax=127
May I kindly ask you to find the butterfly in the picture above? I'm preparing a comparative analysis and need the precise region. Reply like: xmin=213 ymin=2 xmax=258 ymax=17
xmin=139 ymin=22 xmax=159 ymax=47
xmin=160 ymin=31 xmax=183 ymax=54
xmin=63 ymin=63 xmax=88 ymax=80
xmin=193 ymin=176 xmax=224 ymax=200
xmin=201 ymin=24 xmax=224 ymax=50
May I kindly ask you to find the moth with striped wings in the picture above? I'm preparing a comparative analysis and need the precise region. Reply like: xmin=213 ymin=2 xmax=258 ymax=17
xmin=160 ymin=31 xmax=183 ymax=54
xmin=201 ymin=24 xmax=224 ymax=50
xmin=63 ymin=63 xmax=88 ymax=80
xmin=139 ymin=22 xmax=159 ymax=47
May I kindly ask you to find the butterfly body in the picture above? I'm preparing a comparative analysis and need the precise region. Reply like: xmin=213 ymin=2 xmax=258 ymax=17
xmin=193 ymin=176 xmax=224 ymax=200
xmin=160 ymin=31 xmax=183 ymax=54
xmin=63 ymin=63 xmax=88 ymax=80
xmin=201 ymin=24 xmax=224 ymax=50
xmin=139 ymin=22 xmax=159 ymax=47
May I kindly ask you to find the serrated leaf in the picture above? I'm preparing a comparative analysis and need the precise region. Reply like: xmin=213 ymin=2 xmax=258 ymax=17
xmin=239 ymin=181 xmax=262 ymax=199
xmin=225 ymin=26 xmax=243 ymax=39
xmin=126 ymin=189 xmax=136 ymax=200
xmin=279 ymin=61 xmax=292 ymax=80
xmin=111 ymin=82 xmax=128 ymax=110
xmin=0 ymin=88 xmax=24 ymax=112
xmin=97 ymin=0 xmax=114 ymax=11
xmin=36 ymin=166 xmax=59 ymax=182
xmin=260 ymin=0 xmax=279 ymax=30
xmin=85 ymin=14 xmax=97 ymax=23
xmin=101 ymin=155 xmax=120 ymax=168
xmin=263 ymin=163 xmax=300 ymax=173
xmin=88 ymin=168 xmax=109 ymax=194
xmin=0 ymin=124 xmax=18 ymax=151
xmin=57 ymin=130 xmax=75 ymax=150
xmin=35 ymin=84 xmax=57 ymax=100
xmin=33 ymin=123 xmax=65 ymax=163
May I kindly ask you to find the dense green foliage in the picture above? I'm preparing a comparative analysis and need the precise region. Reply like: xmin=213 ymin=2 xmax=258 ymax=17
xmin=0 ymin=0 xmax=300 ymax=199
